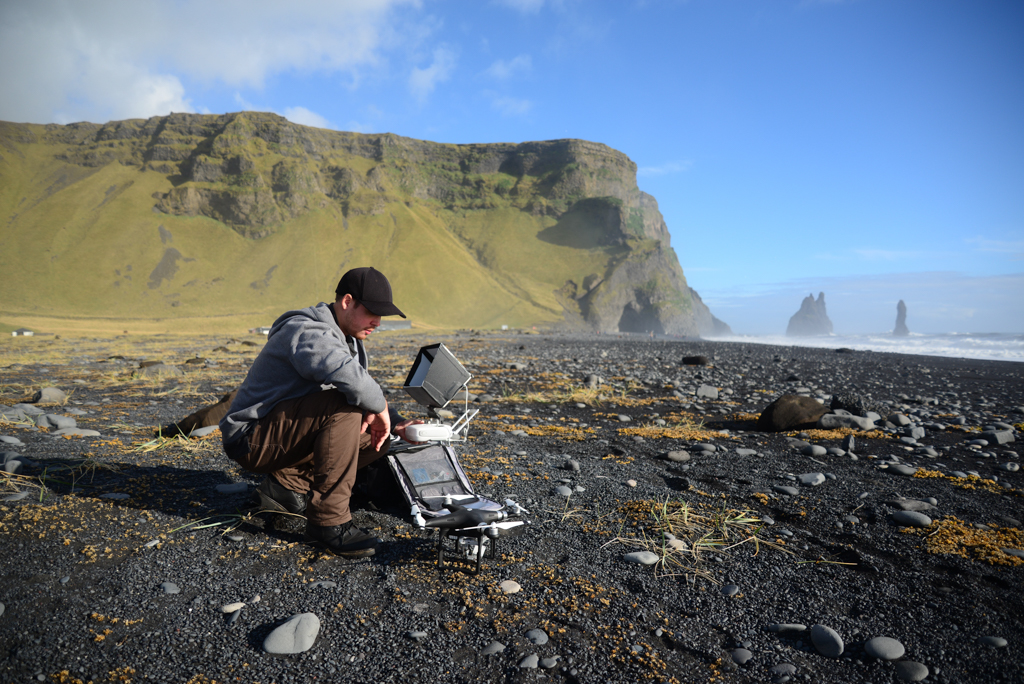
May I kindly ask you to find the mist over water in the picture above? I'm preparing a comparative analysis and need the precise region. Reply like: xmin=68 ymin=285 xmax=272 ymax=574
xmin=707 ymin=332 xmax=1024 ymax=363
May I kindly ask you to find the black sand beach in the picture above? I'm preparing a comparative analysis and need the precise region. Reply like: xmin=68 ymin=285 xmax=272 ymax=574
xmin=1 ymin=331 xmax=1022 ymax=683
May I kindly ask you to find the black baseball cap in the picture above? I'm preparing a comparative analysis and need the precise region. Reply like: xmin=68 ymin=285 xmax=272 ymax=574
xmin=335 ymin=267 xmax=406 ymax=318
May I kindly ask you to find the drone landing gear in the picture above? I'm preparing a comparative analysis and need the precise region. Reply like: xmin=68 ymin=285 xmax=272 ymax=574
xmin=436 ymin=527 xmax=498 ymax=575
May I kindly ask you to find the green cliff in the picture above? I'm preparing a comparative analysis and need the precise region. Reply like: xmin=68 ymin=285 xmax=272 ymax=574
xmin=0 ymin=111 xmax=713 ymax=334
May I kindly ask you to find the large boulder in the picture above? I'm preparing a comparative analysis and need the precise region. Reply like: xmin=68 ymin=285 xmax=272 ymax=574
xmin=756 ymin=395 xmax=828 ymax=432
xmin=786 ymin=292 xmax=833 ymax=337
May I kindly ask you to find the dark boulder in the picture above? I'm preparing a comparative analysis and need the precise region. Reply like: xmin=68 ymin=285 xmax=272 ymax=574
xmin=756 ymin=394 xmax=828 ymax=432
xmin=786 ymin=292 xmax=833 ymax=336
xmin=681 ymin=355 xmax=711 ymax=366
xmin=830 ymin=392 xmax=885 ymax=418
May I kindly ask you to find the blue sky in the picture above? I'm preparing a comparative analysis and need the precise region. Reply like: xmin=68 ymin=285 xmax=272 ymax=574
xmin=2 ymin=0 xmax=1021 ymax=333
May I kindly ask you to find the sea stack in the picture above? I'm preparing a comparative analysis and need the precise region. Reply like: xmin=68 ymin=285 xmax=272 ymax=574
xmin=894 ymin=299 xmax=910 ymax=336
xmin=786 ymin=292 xmax=834 ymax=336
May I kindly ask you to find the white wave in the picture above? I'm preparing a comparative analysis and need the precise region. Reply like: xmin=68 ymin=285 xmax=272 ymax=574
xmin=707 ymin=332 xmax=1024 ymax=363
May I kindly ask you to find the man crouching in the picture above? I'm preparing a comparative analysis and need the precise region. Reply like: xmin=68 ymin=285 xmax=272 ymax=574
xmin=220 ymin=267 xmax=421 ymax=557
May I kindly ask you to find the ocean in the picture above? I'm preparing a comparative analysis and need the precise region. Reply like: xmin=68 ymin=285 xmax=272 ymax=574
xmin=707 ymin=332 xmax=1024 ymax=363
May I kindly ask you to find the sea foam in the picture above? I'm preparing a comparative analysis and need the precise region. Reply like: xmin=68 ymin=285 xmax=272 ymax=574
xmin=708 ymin=332 xmax=1024 ymax=363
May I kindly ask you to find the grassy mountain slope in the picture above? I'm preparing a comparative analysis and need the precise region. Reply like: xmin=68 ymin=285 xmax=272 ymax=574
xmin=0 ymin=113 xmax=702 ymax=334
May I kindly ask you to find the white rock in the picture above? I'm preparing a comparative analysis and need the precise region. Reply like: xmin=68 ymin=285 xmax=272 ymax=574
xmin=263 ymin=613 xmax=320 ymax=654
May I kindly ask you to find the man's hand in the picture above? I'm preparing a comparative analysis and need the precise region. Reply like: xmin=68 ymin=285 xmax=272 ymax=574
xmin=361 ymin=405 xmax=392 ymax=451
xmin=393 ymin=419 xmax=426 ymax=444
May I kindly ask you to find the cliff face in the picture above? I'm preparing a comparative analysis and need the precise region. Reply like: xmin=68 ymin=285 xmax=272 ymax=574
xmin=688 ymin=288 xmax=733 ymax=337
xmin=786 ymin=292 xmax=834 ymax=336
xmin=0 ymin=112 xmax=725 ymax=334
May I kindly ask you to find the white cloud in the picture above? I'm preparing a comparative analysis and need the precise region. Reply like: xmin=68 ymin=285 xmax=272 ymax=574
xmin=637 ymin=160 xmax=693 ymax=177
xmin=283 ymin=107 xmax=333 ymax=129
xmin=493 ymin=0 xmax=546 ymax=13
xmin=485 ymin=54 xmax=532 ymax=80
xmin=0 ymin=0 xmax=420 ymax=124
xmin=966 ymin=236 xmax=1024 ymax=260
xmin=409 ymin=46 xmax=457 ymax=103
xmin=489 ymin=95 xmax=533 ymax=117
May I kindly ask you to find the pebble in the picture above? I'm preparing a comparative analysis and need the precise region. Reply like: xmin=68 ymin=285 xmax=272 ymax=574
xmin=623 ymin=551 xmax=660 ymax=565
xmin=0 ymin=436 xmax=24 ymax=446
xmin=405 ymin=630 xmax=428 ymax=643
xmin=481 ymin=641 xmax=505 ymax=655
xmin=2 ymin=492 xmax=29 ymax=502
xmin=693 ymin=443 xmax=716 ymax=453
xmin=735 ymin=448 xmax=757 ymax=456
xmin=32 ymin=387 xmax=67 ymax=404
xmin=554 ymin=485 xmax=573 ymax=497
xmin=0 ymin=602 xmax=4 ymax=617
xmin=887 ymin=464 xmax=918 ymax=476
xmin=772 ymin=485 xmax=799 ymax=496
xmin=810 ymin=624 xmax=844 ymax=657
xmin=998 ymin=462 xmax=1020 ymax=472
xmin=160 ymin=582 xmax=180 ymax=594
xmin=797 ymin=472 xmax=825 ymax=486
xmin=100 ymin=492 xmax=130 ymax=500
xmin=721 ymin=584 xmax=740 ymax=597
xmin=768 ymin=625 xmax=806 ymax=636
xmin=189 ymin=425 xmax=219 ymax=437
xmin=309 ymin=581 xmax=337 ymax=589
xmin=617 ymin=414 xmax=631 ymax=422
xmin=215 ymin=483 xmax=248 ymax=494
xmin=864 ymin=636 xmax=905 ymax=660
xmin=730 ymin=648 xmax=753 ymax=665
xmin=977 ymin=636 xmax=1008 ymax=647
xmin=539 ymin=656 xmax=560 ymax=669
xmin=499 ymin=580 xmax=521 ymax=594
xmin=518 ymin=654 xmax=539 ymax=668
xmin=50 ymin=428 xmax=101 ymax=438
xmin=666 ymin=450 xmax=690 ymax=462
xmin=891 ymin=499 xmax=934 ymax=512
xmin=525 ymin=628 xmax=549 ymax=645
xmin=625 ymin=479 xmax=637 ymax=487
xmin=770 ymin=663 xmax=797 ymax=675
xmin=891 ymin=511 xmax=932 ymax=527
xmin=800 ymin=445 xmax=827 ymax=457
xmin=894 ymin=660 xmax=929 ymax=682
xmin=221 ymin=602 xmax=245 ymax=613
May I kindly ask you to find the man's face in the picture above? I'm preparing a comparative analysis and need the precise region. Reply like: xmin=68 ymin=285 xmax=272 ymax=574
xmin=335 ymin=295 xmax=381 ymax=340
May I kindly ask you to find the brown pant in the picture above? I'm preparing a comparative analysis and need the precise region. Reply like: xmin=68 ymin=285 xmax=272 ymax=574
xmin=231 ymin=390 xmax=387 ymax=526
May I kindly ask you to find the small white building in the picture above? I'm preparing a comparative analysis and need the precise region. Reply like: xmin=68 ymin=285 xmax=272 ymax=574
xmin=11 ymin=328 xmax=34 ymax=337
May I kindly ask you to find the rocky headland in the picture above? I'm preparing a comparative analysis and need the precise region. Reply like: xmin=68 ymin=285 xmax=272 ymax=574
xmin=895 ymin=300 xmax=911 ymax=337
xmin=1 ymin=331 xmax=1022 ymax=683
xmin=0 ymin=113 xmax=726 ymax=336
xmin=787 ymin=293 xmax=834 ymax=337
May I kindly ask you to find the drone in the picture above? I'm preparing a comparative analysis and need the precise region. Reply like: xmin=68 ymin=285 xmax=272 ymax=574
xmin=391 ymin=344 xmax=530 ymax=573
xmin=410 ymin=495 xmax=529 ymax=574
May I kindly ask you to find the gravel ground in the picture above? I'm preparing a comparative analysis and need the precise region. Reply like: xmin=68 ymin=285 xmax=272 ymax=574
xmin=1 ymin=330 xmax=1022 ymax=684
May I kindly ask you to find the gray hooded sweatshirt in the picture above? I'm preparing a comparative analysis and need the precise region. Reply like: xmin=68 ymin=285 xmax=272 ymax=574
xmin=220 ymin=302 xmax=387 ymax=446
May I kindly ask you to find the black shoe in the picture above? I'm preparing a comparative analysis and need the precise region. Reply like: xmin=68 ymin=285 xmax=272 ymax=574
xmin=305 ymin=521 xmax=378 ymax=557
xmin=252 ymin=477 xmax=307 ymax=515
